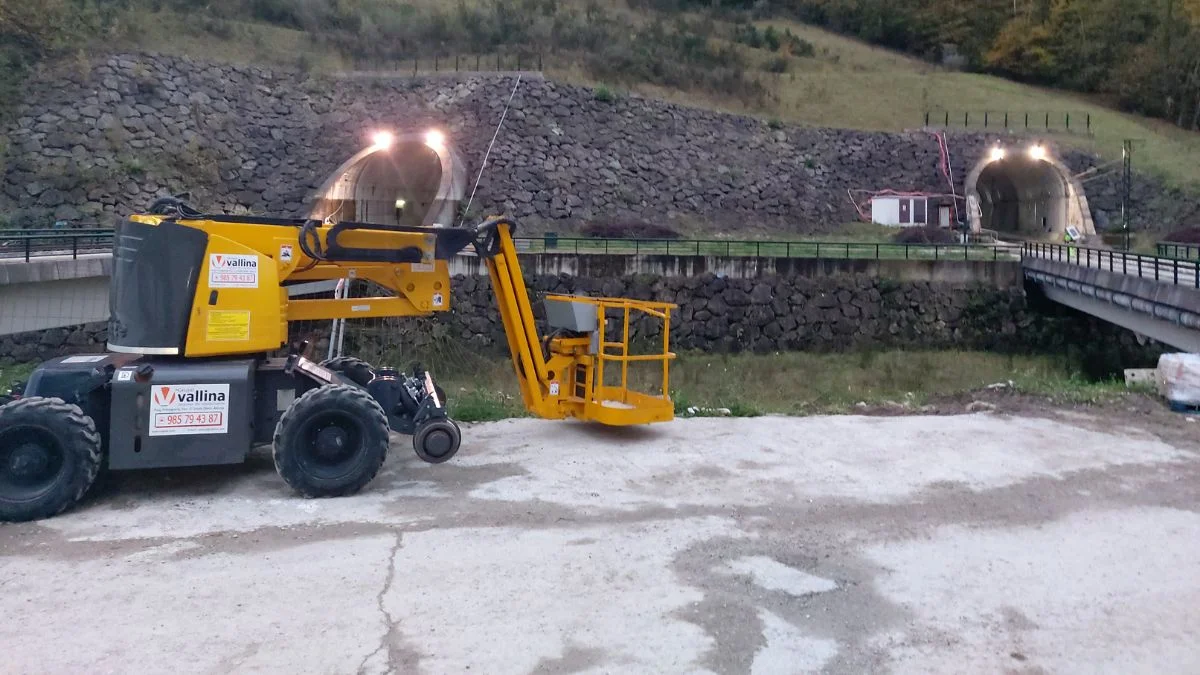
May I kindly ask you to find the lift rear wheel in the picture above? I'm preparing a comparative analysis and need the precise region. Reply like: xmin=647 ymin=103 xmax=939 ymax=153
xmin=272 ymin=385 xmax=389 ymax=497
xmin=413 ymin=419 xmax=461 ymax=464
xmin=0 ymin=397 xmax=102 ymax=522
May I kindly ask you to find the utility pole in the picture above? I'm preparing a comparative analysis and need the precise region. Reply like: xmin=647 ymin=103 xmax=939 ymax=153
xmin=1122 ymin=139 xmax=1133 ymax=251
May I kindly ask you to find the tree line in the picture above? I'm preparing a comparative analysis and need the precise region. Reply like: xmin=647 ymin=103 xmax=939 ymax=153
xmin=665 ymin=0 xmax=1200 ymax=131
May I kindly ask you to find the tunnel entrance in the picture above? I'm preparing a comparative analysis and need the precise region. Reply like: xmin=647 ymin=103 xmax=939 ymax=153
xmin=310 ymin=131 xmax=467 ymax=228
xmin=965 ymin=148 xmax=1094 ymax=241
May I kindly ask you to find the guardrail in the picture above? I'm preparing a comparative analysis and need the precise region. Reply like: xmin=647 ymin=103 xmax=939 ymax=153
xmin=525 ymin=237 xmax=1019 ymax=261
xmin=0 ymin=229 xmax=115 ymax=262
xmin=1157 ymin=243 xmax=1200 ymax=261
xmin=1023 ymin=242 xmax=1200 ymax=289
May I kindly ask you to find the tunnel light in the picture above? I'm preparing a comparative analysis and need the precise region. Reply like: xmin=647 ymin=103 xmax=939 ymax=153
xmin=989 ymin=147 xmax=1007 ymax=162
xmin=371 ymin=130 xmax=394 ymax=150
xmin=424 ymin=129 xmax=446 ymax=150
xmin=395 ymin=198 xmax=407 ymax=210
xmin=1029 ymin=144 xmax=1047 ymax=161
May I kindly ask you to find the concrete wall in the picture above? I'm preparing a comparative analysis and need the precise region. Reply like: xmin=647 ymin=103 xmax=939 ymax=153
xmin=0 ymin=255 xmax=112 ymax=335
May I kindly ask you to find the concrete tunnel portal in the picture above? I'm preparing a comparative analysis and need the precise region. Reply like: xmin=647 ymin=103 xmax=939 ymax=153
xmin=310 ymin=130 xmax=467 ymax=228
xmin=965 ymin=146 xmax=1095 ymax=241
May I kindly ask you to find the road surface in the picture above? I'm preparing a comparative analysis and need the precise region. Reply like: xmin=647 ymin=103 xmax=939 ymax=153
xmin=2 ymin=411 xmax=1198 ymax=674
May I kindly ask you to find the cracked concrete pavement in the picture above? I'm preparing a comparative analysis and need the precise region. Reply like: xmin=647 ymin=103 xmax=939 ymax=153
xmin=1 ymin=411 xmax=1198 ymax=674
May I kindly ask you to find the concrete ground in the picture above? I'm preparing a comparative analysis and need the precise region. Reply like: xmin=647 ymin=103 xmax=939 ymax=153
xmin=2 ymin=410 xmax=1198 ymax=674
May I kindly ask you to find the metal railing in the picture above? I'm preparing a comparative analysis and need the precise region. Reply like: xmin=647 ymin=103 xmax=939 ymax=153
xmin=1157 ymin=243 xmax=1200 ymax=261
xmin=3 ymin=228 xmax=1022 ymax=263
xmin=336 ymin=51 xmax=544 ymax=78
xmin=1023 ymin=242 xmax=1200 ymax=289
xmin=522 ymin=237 xmax=1019 ymax=261
xmin=0 ymin=229 xmax=116 ymax=262
xmin=924 ymin=109 xmax=1093 ymax=135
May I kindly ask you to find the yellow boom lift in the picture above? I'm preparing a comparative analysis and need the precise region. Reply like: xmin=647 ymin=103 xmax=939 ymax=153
xmin=0 ymin=199 xmax=675 ymax=522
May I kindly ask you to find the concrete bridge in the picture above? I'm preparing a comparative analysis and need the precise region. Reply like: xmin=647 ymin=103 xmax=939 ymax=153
xmin=2 ymin=231 xmax=1199 ymax=354
xmin=1021 ymin=243 xmax=1200 ymax=352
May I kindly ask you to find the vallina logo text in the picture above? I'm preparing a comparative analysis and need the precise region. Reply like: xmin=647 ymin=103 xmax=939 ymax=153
xmin=212 ymin=255 xmax=257 ymax=268
xmin=153 ymin=386 xmax=227 ymax=405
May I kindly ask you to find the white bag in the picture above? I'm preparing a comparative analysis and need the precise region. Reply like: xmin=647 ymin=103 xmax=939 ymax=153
xmin=1157 ymin=353 xmax=1200 ymax=405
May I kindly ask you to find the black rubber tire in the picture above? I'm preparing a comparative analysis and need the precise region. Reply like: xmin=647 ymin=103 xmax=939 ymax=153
xmin=0 ymin=397 xmax=102 ymax=522
xmin=320 ymin=356 xmax=376 ymax=388
xmin=272 ymin=384 xmax=389 ymax=497
xmin=412 ymin=419 xmax=462 ymax=464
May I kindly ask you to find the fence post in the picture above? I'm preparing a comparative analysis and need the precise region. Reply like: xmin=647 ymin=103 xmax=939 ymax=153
xmin=945 ymin=111 xmax=950 ymax=126
xmin=455 ymin=55 xmax=460 ymax=71
xmin=985 ymin=111 xmax=989 ymax=128
xmin=24 ymin=237 xmax=31 ymax=262
xmin=1087 ymin=114 xmax=1091 ymax=134
xmin=72 ymin=235 xmax=78 ymax=259
xmin=413 ymin=57 xmax=418 ymax=76
xmin=1065 ymin=112 xmax=1070 ymax=131
xmin=925 ymin=111 xmax=930 ymax=126
xmin=965 ymin=111 xmax=969 ymax=127
xmin=476 ymin=54 xmax=481 ymax=70
xmin=1004 ymin=112 xmax=1009 ymax=129
xmin=517 ymin=53 xmax=521 ymax=71
xmin=434 ymin=55 xmax=439 ymax=71
xmin=1045 ymin=112 xmax=1050 ymax=129
xmin=875 ymin=243 xmax=880 ymax=259
xmin=1025 ymin=112 xmax=1029 ymax=129
xmin=538 ymin=53 xmax=543 ymax=71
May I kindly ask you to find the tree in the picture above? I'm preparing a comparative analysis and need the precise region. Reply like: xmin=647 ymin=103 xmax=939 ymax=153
xmin=985 ymin=17 xmax=1057 ymax=80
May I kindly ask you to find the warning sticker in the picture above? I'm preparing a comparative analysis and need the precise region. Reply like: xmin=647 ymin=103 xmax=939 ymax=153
xmin=432 ymin=292 xmax=445 ymax=308
xmin=206 ymin=310 xmax=251 ymax=342
xmin=279 ymin=244 xmax=293 ymax=264
xmin=149 ymin=383 xmax=229 ymax=437
xmin=62 ymin=355 xmax=108 ymax=364
xmin=209 ymin=254 xmax=259 ymax=288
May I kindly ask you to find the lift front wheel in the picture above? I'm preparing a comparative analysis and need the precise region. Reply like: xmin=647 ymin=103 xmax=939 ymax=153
xmin=272 ymin=385 xmax=390 ymax=497
xmin=413 ymin=419 xmax=461 ymax=464
xmin=0 ymin=397 xmax=102 ymax=522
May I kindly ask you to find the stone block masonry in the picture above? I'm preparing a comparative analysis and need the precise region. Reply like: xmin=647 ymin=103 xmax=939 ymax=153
xmin=1 ymin=53 xmax=1190 ymax=233
xmin=332 ymin=272 xmax=1034 ymax=359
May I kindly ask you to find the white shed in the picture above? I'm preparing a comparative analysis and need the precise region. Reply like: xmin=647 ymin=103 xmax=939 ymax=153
xmin=871 ymin=196 xmax=929 ymax=227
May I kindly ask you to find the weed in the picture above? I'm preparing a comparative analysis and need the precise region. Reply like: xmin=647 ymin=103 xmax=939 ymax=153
xmin=767 ymin=117 xmax=784 ymax=130
xmin=118 ymin=156 xmax=146 ymax=176
xmin=450 ymin=390 xmax=527 ymax=423
xmin=593 ymin=85 xmax=616 ymax=102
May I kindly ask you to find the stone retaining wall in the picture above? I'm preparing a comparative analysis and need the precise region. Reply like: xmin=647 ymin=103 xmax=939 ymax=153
xmin=1 ymin=53 xmax=1190 ymax=234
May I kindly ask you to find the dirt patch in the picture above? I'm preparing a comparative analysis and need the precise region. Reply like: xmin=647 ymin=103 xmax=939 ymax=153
xmin=854 ymin=388 xmax=1199 ymax=450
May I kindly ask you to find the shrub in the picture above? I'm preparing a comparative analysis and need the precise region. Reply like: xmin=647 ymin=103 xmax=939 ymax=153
xmin=762 ymin=55 xmax=789 ymax=73
xmin=1162 ymin=227 xmax=1200 ymax=244
xmin=593 ymin=85 xmax=616 ymax=102
xmin=891 ymin=225 xmax=958 ymax=244
xmin=580 ymin=220 xmax=683 ymax=239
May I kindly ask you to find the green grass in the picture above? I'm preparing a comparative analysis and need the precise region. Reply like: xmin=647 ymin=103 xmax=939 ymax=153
xmin=386 ymin=349 xmax=1129 ymax=421
xmin=0 ymin=362 xmax=35 ymax=389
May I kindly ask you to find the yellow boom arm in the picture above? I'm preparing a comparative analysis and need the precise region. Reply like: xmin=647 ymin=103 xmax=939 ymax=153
xmin=475 ymin=218 xmax=676 ymax=426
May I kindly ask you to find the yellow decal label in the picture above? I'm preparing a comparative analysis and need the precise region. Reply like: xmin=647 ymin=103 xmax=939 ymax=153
xmin=206 ymin=310 xmax=251 ymax=342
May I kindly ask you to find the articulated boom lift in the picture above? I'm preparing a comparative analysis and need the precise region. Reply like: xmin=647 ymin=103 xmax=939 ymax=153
xmin=0 ymin=201 xmax=675 ymax=522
